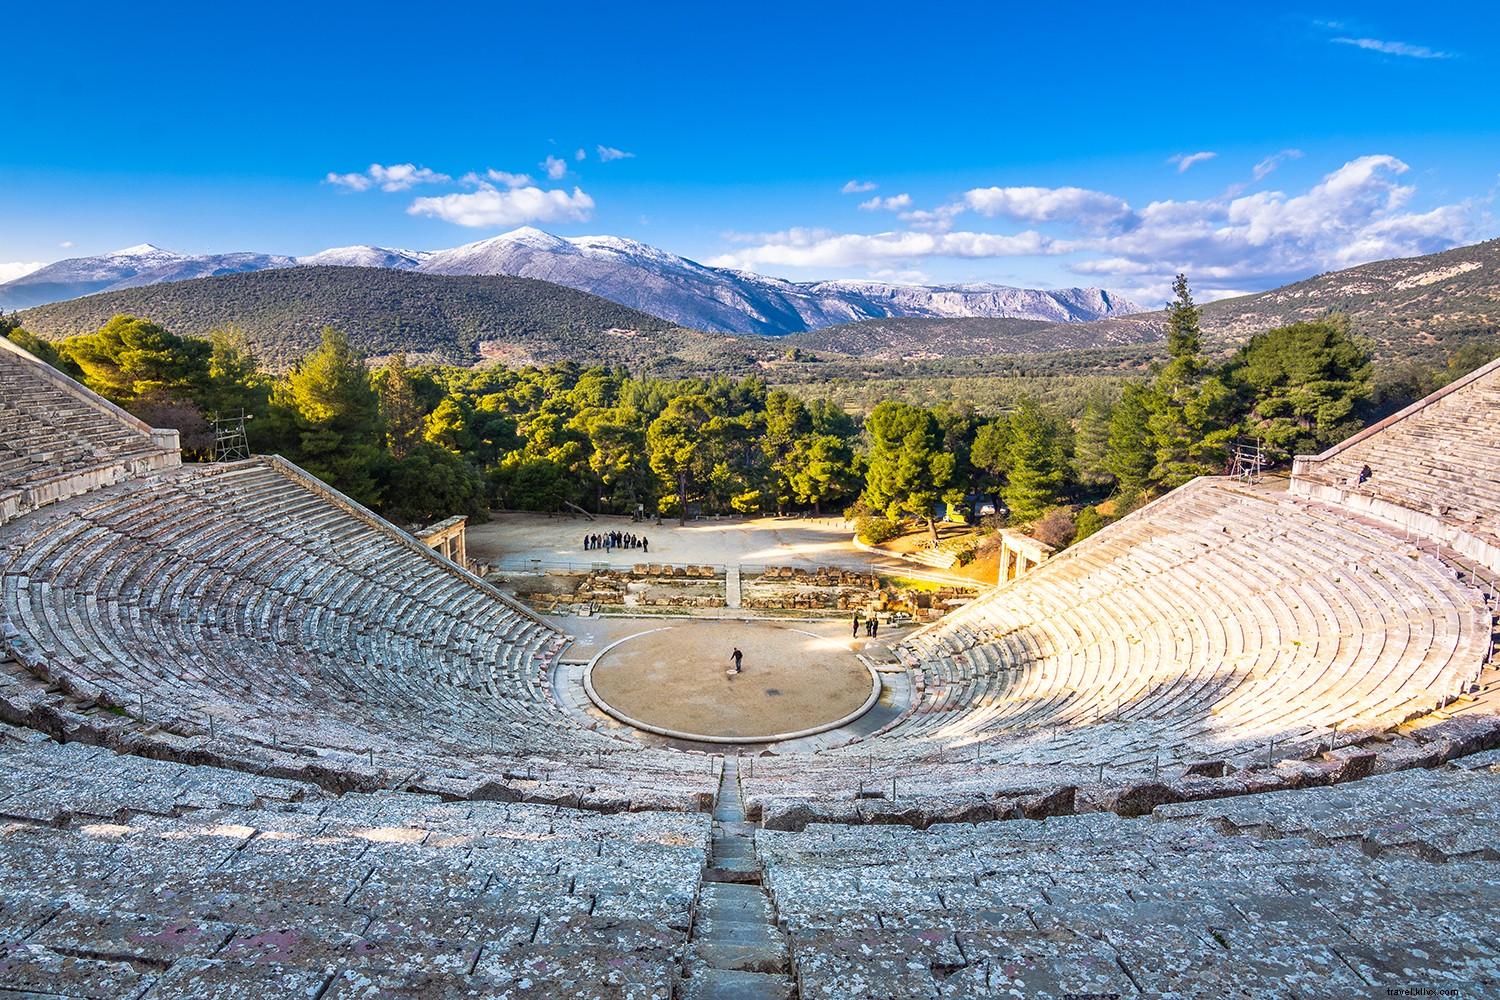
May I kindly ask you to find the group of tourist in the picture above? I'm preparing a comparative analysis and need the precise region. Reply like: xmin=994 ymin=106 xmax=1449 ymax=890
xmin=584 ymin=530 xmax=649 ymax=554
xmin=853 ymin=612 xmax=880 ymax=638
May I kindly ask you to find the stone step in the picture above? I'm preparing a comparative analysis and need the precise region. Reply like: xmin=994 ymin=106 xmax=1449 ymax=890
xmin=716 ymin=819 xmax=757 ymax=838
xmin=687 ymin=935 xmax=790 ymax=975
xmin=696 ymin=883 xmax=776 ymax=924
xmin=681 ymin=967 xmax=796 ymax=1000
xmin=712 ymin=837 xmax=756 ymax=860
xmin=704 ymin=864 xmax=762 ymax=885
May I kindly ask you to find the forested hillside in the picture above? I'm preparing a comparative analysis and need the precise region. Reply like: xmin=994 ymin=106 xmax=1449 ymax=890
xmin=14 ymin=239 xmax=1500 ymax=376
xmin=776 ymin=238 xmax=1500 ymax=365
xmin=14 ymin=266 xmax=750 ymax=372
xmin=1031 ymin=237 xmax=1500 ymax=364
xmin=7 ymin=279 xmax=1494 ymax=551
xmin=778 ymin=315 xmax=1159 ymax=360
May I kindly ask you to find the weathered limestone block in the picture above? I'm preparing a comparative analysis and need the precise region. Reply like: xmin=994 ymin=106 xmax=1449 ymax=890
xmin=758 ymin=798 xmax=859 ymax=831
xmin=1098 ymin=781 xmax=1184 ymax=818
xmin=1018 ymin=784 xmax=1076 ymax=820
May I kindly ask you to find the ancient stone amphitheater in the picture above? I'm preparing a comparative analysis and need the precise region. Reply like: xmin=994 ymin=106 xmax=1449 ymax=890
xmin=2 ymin=332 xmax=1498 ymax=998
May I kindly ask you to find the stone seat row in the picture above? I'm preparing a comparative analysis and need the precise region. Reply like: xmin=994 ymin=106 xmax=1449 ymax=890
xmin=1312 ymin=441 xmax=1500 ymax=536
xmin=754 ymin=754 xmax=1500 ymax=998
xmin=732 ymin=481 xmax=1486 ymax=808
xmin=0 ymin=351 xmax=164 ymax=491
xmin=0 ymin=459 xmax=722 ymax=810
xmin=1295 ymin=366 xmax=1500 ymax=534
xmin=0 ymin=723 xmax=710 ymax=999
xmin=898 ymin=483 xmax=1482 ymax=743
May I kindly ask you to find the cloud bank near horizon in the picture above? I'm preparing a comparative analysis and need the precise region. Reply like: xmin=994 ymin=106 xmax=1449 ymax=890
xmin=710 ymin=154 xmax=1485 ymax=305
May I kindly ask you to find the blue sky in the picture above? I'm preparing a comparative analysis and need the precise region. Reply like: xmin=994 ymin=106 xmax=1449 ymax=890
xmin=3 ymin=1 xmax=1496 ymax=305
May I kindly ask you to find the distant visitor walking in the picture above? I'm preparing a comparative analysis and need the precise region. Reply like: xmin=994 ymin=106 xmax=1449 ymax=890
xmin=730 ymin=647 xmax=743 ymax=673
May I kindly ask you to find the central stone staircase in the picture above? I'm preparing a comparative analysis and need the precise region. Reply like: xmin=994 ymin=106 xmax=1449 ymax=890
xmin=684 ymin=754 xmax=795 ymax=999
xmin=726 ymin=565 xmax=742 ymax=609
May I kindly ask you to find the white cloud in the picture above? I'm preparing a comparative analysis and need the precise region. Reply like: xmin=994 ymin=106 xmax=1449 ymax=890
xmin=1066 ymin=154 xmax=1478 ymax=299
xmin=897 ymin=203 xmax=967 ymax=234
xmin=1252 ymin=149 xmax=1303 ymax=181
xmin=324 ymin=163 xmax=452 ymax=192
xmin=1225 ymin=155 xmax=1415 ymax=243
xmin=867 ymin=266 xmax=934 ymax=284
xmin=1168 ymin=151 xmax=1218 ymax=173
xmin=841 ymin=180 xmax=878 ymax=194
xmin=408 ymin=186 xmax=595 ymax=228
xmin=963 ymin=186 xmax=1131 ymax=229
xmin=597 ymin=145 xmax=635 ymax=162
xmin=58 ymin=240 xmax=74 ymax=249
xmin=462 ymin=169 xmax=533 ymax=188
xmin=542 ymin=155 xmax=568 ymax=180
xmin=712 ymin=153 xmax=1480 ymax=303
xmin=708 ymin=229 xmax=1055 ymax=271
xmin=325 ymin=171 xmax=374 ymax=192
xmin=858 ymin=194 xmax=913 ymax=212
xmin=0 ymin=261 xmax=45 ymax=283
xmin=575 ymin=148 xmax=587 ymax=161
xmin=1333 ymin=36 xmax=1454 ymax=59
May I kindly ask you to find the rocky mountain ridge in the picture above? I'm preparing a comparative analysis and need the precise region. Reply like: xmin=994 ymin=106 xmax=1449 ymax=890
xmin=0 ymin=229 xmax=1140 ymax=335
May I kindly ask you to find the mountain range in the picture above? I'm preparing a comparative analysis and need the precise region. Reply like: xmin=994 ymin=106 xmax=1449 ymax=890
xmin=11 ymin=267 xmax=732 ymax=371
xmin=11 ymin=233 xmax=1496 ymax=375
xmin=1011 ymin=236 xmax=1500 ymax=364
xmin=0 ymin=229 xmax=1141 ymax=336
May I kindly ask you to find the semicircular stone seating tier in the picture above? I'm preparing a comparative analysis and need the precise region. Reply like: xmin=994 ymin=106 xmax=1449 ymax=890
xmin=0 ymin=725 xmax=713 ymax=997
xmin=739 ymin=479 xmax=1490 ymax=810
xmin=0 ymin=339 xmax=180 ymax=523
xmin=1292 ymin=354 xmax=1500 ymax=561
xmin=6 ymin=712 xmax=1500 ymax=993
xmin=0 ymin=458 xmax=717 ymax=811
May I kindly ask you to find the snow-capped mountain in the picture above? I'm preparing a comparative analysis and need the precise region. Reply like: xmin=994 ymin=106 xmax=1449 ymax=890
xmin=297 ymin=246 xmax=432 ymax=269
xmin=105 ymin=253 xmax=300 ymax=291
xmin=415 ymin=228 xmax=1142 ymax=334
xmin=0 ymin=230 xmax=1143 ymax=333
xmin=0 ymin=244 xmax=186 ymax=308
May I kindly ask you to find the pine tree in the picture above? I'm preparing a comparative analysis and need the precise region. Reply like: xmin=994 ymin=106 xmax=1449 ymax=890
xmin=1106 ymin=383 xmax=1157 ymax=498
xmin=377 ymin=352 xmax=423 ymax=459
xmin=862 ymin=401 xmax=955 ymax=543
xmin=1146 ymin=275 xmax=1237 ymax=488
xmin=1072 ymin=397 xmax=1115 ymax=488
xmin=1001 ymin=399 xmax=1070 ymax=523
xmin=1226 ymin=316 xmax=1373 ymax=455
xmin=274 ymin=327 xmax=383 ymax=504
xmin=1164 ymin=273 xmax=1202 ymax=375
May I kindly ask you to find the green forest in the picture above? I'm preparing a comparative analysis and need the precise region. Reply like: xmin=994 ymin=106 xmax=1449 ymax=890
xmin=12 ymin=266 xmax=739 ymax=372
xmin=5 ymin=277 xmax=1495 ymax=551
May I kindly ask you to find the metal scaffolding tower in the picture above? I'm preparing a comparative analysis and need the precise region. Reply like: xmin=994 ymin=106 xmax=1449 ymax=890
xmin=211 ymin=410 xmax=252 ymax=463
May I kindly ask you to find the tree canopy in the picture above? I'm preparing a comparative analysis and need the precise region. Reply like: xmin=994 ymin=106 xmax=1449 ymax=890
xmin=0 ymin=299 xmax=1447 ymax=552
xmin=1224 ymin=317 xmax=1373 ymax=456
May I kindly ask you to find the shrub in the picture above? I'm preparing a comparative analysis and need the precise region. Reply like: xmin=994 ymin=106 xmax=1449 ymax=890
xmin=1031 ymin=507 xmax=1077 ymax=549
xmin=731 ymin=489 xmax=765 ymax=515
xmin=855 ymin=516 xmax=901 ymax=545
xmin=1074 ymin=505 xmax=1109 ymax=542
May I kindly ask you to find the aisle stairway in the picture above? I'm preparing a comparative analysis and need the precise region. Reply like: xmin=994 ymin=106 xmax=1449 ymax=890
xmin=683 ymin=755 xmax=795 ymax=999
xmin=726 ymin=566 xmax=742 ymax=610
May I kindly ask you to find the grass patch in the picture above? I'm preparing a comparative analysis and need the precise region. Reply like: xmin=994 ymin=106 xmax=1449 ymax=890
xmin=883 ymin=575 xmax=945 ymax=592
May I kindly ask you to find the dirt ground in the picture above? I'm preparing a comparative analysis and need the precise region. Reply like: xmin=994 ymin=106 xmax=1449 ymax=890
xmin=587 ymin=620 xmax=875 ymax=739
xmin=467 ymin=511 xmax=977 ymax=585
xmin=877 ymin=522 xmax=1001 ymax=585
